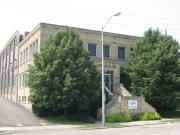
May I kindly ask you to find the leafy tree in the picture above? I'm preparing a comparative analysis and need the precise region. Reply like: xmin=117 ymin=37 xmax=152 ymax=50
xmin=127 ymin=28 xmax=180 ymax=111
xmin=120 ymin=67 xmax=131 ymax=90
xmin=27 ymin=28 xmax=101 ymax=116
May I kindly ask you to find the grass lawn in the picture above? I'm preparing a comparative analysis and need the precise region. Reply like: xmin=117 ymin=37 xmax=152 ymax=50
xmin=42 ymin=116 xmax=124 ymax=129
xmin=43 ymin=115 xmax=96 ymax=125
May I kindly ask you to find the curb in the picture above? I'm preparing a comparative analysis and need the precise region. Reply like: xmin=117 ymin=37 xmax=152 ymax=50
xmin=0 ymin=128 xmax=14 ymax=135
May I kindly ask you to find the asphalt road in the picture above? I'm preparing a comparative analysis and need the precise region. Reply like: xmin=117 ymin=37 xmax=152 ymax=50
xmin=0 ymin=96 xmax=42 ymax=127
xmin=4 ymin=122 xmax=180 ymax=135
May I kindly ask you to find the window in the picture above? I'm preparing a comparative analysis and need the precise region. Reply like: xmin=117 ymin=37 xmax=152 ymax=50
xmin=22 ymin=96 xmax=26 ymax=103
xmin=20 ymin=52 xmax=22 ymax=64
xmin=22 ymin=74 xmax=25 ymax=87
xmin=23 ymin=49 xmax=25 ymax=63
xmin=104 ymin=45 xmax=109 ymax=58
xmin=19 ymin=75 xmax=21 ymax=88
xmin=32 ymin=42 xmax=36 ymax=54
xmin=19 ymin=96 xmax=21 ymax=103
xmin=10 ymin=49 xmax=13 ymax=64
xmin=88 ymin=43 xmax=96 ymax=56
xmin=118 ymin=47 xmax=125 ymax=60
xmin=35 ymin=39 xmax=38 ymax=52
xmin=26 ymin=47 xmax=28 ymax=60
xmin=25 ymin=73 xmax=27 ymax=87
xmin=29 ymin=44 xmax=32 ymax=58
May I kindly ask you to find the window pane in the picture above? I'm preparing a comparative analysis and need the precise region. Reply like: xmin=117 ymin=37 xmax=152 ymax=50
xmin=104 ymin=45 xmax=109 ymax=58
xmin=118 ymin=47 xmax=125 ymax=60
xmin=88 ymin=43 xmax=96 ymax=56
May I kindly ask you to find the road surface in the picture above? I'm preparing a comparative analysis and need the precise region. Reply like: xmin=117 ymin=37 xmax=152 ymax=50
xmin=3 ymin=122 xmax=180 ymax=135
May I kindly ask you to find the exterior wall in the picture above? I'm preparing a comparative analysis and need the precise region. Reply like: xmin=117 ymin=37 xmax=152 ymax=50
xmin=16 ymin=22 xmax=138 ymax=109
xmin=96 ymin=96 xmax=156 ymax=118
xmin=0 ymin=32 xmax=21 ymax=103
xmin=17 ymin=26 xmax=40 ymax=109
xmin=40 ymin=23 xmax=138 ymax=93
xmin=105 ymin=96 xmax=156 ymax=116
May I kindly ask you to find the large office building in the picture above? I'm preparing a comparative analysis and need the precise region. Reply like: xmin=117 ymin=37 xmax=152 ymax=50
xmin=0 ymin=23 xmax=138 ymax=109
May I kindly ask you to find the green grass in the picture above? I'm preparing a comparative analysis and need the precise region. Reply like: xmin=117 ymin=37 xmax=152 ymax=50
xmin=43 ymin=115 xmax=96 ymax=125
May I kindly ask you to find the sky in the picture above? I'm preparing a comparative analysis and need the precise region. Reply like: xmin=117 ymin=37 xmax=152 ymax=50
xmin=0 ymin=0 xmax=179 ymax=51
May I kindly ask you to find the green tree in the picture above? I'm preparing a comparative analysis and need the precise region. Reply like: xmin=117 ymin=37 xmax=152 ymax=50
xmin=27 ymin=28 xmax=101 ymax=116
xmin=120 ymin=67 xmax=131 ymax=90
xmin=127 ymin=28 xmax=180 ymax=111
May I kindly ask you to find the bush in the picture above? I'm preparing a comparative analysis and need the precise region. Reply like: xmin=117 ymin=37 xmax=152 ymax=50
xmin=139 ymin=112 xmax=161 ymax=121
xmin=106 ymin=113 xmax=132 ymax=123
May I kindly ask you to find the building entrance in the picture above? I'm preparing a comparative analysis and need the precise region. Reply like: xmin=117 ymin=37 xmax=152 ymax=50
xmin=104 ymin=70 xmax=113 ymax=92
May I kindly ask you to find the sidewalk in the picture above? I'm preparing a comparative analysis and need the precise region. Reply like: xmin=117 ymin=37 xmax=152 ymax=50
xmin=120 ymin=119 xmax=164 ymax=127
xmin=0 ymin=118 xmax=179 ymax=132
xmin=0 ymin=127 xmax=14 ymax=135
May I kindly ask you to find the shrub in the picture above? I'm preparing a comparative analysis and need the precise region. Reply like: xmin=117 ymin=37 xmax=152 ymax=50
xmin=139 ymin=112 xmax=161 ymax=121
xmin=106 ymin=113 xmax=132 ymax=123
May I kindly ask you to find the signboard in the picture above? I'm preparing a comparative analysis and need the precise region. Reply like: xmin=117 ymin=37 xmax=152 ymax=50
xmin=128 ymin=100 xmax=137 ymax=109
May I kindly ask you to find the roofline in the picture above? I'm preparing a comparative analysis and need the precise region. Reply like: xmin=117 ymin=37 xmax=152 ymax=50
xmin=40 ymin=22 xmax=140 ymax=39
xmin=18 ymin=23 xmax=41 ymax=48
xmin=0 ymin=31 xmax=20 ymax=55
xmin=18 ymin=22 xmax=140 ymax=49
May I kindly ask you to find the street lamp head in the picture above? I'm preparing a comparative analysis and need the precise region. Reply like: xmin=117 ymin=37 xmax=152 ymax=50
xmin=114 ymin=12 xmax=121 ymax=17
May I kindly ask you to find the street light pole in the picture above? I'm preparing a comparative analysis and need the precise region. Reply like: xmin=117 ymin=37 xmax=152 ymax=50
xmin=101 ymin=12 xmax=121 ymax=126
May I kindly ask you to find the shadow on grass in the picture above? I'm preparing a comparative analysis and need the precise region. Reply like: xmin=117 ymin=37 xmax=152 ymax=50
xmin=43 ymin=115 xmax=96 ymax=125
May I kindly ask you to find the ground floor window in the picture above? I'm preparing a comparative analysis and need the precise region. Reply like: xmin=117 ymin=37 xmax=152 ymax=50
xmin=22 ymin=96 xmax=26 ymax=103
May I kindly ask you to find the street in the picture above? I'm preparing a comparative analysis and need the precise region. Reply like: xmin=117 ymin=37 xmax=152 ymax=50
xmin=2 ymin=122 xmax=180 ymax=135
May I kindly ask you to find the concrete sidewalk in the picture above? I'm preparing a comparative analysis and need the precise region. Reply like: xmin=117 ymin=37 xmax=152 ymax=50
xmin=120 ymin=119 xmax=164 ymax=127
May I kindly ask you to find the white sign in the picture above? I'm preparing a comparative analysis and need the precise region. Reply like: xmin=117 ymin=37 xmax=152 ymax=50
xmin=128 ymin=100 xmax=137 ymax=109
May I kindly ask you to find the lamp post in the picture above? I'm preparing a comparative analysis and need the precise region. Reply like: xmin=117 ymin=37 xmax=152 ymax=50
xmin=101 ymin=12 xmax=121 ymax=126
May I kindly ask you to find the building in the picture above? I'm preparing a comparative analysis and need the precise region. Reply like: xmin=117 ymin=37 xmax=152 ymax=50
xmin=16 ymin=22 xmax=138 ymax=109
xmin=0 ymin=31 xmax=22 ymax=102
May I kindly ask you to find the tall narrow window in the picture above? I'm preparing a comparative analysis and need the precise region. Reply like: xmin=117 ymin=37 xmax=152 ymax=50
xmin=32 ymin=42 xmax=36 ymax=54
xmin=29 ymin=44 xmax=32 ymax=58
xmin=35 ymin=39 xmax=38 ymax=52
xmin=88 ymin=43 xmax=96 ymax=56
xmin=22 ymin=74 xmax=25 ymax=87
xmin=23 ymin=50 xmax=25 ymax=63
xmin=104 ymin=45 xmax=109 ymax=58
xmin=118 ymin=47 xmax=125 ymax=60
xmin=20 ymin=52 xmax=22 ymax=64
xmin=19 ymin=75 xmax=21 ymax=89
xmin=26 ymin=47 xmax=28 ymax=60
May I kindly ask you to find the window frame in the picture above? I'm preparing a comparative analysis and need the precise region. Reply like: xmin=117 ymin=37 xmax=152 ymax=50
xmin=104 ymin=45 xmax=110 ymax=58
xmin=88 ymin=43 xmax=97 ymax=57
xmin=118 ymin=46 xmax=126 ymax=60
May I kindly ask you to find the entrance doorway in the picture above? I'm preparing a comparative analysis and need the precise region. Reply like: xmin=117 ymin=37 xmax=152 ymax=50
xmin=104 ymin=70 xmax=113 ymax=92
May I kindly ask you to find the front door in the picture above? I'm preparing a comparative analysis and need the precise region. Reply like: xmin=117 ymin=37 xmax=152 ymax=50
xmin=104 ymin=70 xmax=113 ymax=92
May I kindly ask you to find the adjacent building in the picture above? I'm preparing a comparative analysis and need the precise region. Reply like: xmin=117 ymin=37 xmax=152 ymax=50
xmin=0 ymin=31 xmax=22 ymax=102
xmin=0 ymin=23 xmax=138 ymax=110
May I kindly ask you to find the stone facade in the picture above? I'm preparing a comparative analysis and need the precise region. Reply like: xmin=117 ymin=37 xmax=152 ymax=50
xmin=16 ymin=23 xmax=138 ymax=109
xmin=106 ymin=96 xmax=156 ymax=116
xmin=97 ymin=85 xmax=156 ymax=118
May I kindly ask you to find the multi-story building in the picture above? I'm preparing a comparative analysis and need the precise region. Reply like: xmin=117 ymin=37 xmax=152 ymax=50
xmin=0 ymin=31 xmax=22 ymax=102
xmin=17 ymin=23 xmax=138 ymax=109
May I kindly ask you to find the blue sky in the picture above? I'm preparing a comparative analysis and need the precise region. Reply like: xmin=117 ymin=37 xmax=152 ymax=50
xmin=0 ymin=0 xmax=179 ymax=50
